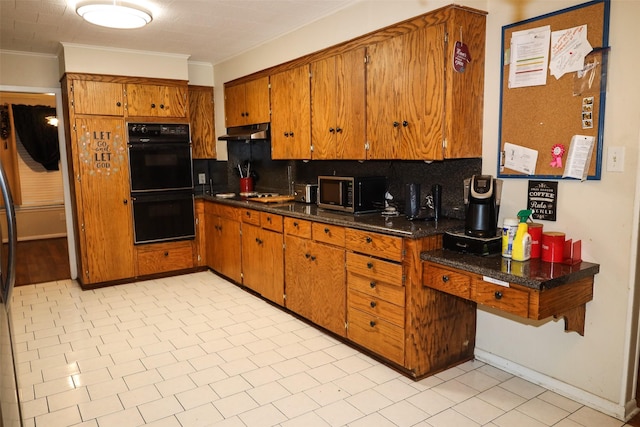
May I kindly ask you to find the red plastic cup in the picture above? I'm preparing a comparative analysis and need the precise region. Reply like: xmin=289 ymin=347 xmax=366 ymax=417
xmin=528 ymin=223 xmax=543 ymax=259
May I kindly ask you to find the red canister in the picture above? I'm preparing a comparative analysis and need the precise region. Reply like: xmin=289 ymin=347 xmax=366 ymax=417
xmin=541 ymin=232 xmax=565 ymax=263
xmin=528 ymin=223 xmax=543 ymax=258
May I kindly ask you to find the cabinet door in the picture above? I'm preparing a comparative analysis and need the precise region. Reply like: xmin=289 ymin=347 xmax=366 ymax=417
xmin=271 ymin=65 xmax=311 ymax=159
xmin=335 ymin=48 xmax=366 ymax=160
xmin=242 ymin=225 xmax=284 ymax=305
xmin=206 ymin=213 xmax=241 ymax=283
xmin=310 ymin=49 xmax=365 ymax=160
xmin=244 ymin=77 xmax=270 ymax=125
xmin=73 ymin=81 xmax=125 ymax=116
xmin=74 ymin=117 xmax=135 ymax=284
xmin=284 ymin=235 xmax=313 ymax=319
xmin=126 ymin=84 xmax=187 ymax=118
xmin=366 ymin=26 xmax=444 ymax=160
xmin=189 ymin=86 xmax=216 ymax=159
xmin=224 ymin=83 xmax=247 ymax=127
xmin=311 ymin=241 xmax=346 ymax=337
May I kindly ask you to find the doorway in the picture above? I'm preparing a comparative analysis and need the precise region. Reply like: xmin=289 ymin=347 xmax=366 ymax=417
xmin=0 ymin=85 xmax=77 ymax=285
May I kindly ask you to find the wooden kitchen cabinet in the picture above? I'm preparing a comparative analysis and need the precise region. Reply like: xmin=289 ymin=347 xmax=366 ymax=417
xmin=310 ymin=48 xmax=366 ymax=159
xmin=285 ymin=220 xmax=346 ymax=337
xmin=270 ymin=65 xmax=311 ymax=159
xmin=366 ymin=7 xmax=485 ymax=160
xmin=189 ymin=85 xmax=216 ymax=159
xmin=71 ymin=80 xmax=125 ymax=116
xmin=71 ymin=117 xmax=136 ymax=284
xmin=224 ymin=76 xmax=270 ymax=127
xmin=194 ymin=199 xmax=206 ymax=267
xmin=126 ymin=83 xmax=188 ymax=118
xmin=136 ymin=240 xmax=194 ymax=276
xmin=241 ymin=210 xmax=284 ymax=305
xmin=205 ymin=202 xmax=242 ymax=283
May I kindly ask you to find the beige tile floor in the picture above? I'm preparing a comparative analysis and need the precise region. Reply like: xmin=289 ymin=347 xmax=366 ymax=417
xmin=9 ymin=271 xmax=631 ymax=426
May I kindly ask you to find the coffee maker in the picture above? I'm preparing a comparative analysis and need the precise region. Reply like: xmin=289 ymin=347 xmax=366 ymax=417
xmin=463 ymin=175 xmax=502 ymax=238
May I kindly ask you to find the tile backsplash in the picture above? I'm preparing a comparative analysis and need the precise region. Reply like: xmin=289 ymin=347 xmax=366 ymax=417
xmin=193 ymin=140 xmax=481 ymax=219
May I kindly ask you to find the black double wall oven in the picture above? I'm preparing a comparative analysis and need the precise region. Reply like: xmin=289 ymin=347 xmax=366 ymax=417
xmin=127 ymin=123 xmax=195 ymax=244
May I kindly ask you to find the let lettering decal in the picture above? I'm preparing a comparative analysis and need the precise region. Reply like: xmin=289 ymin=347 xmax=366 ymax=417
xmin=79 ymin=126 xmax=125 ymax=176
xmin=527 ymin=180 xmax=558 ymax=221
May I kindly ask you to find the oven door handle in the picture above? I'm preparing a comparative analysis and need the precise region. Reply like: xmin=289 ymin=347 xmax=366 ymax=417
xmin=128 ymin=142 xmax=191 ymax=150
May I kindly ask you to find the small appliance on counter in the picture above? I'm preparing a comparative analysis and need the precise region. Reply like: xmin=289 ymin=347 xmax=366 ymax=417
xmin=317 ymin=175 xmax=387 ymax=214
xmin=443 ymin=175 xmax=502 ymax=256
xmin=294 ymin=183 xmax=318 ymax=204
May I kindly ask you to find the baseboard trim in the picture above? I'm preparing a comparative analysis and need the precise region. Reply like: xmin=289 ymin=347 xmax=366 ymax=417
xmin=475 ymin=348 xmax=630 ymax=421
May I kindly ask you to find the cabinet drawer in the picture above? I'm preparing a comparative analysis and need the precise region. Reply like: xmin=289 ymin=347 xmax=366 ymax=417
xmin=472 ymin=281 xmax=529 ymax=318
xmin=206 ymin=202 xmax=241 ymax=221
xmin=348 ymin=289 xmax=404 ymax=328
xmin=347 ymin=272 xmax=405 ymax=306
xmin=312 ymin=223 xmax=345 ymax=247
xmin=137 ymin=242 xmax=194 ymax=276
xmin=348 ymin=308 xmax=404 ymax=365
xmin=260 ymin=212 xmax=283 ymax=232
xmin=346 ymin=252 xmax=403 ymax=285
xmin=284 ymin=217 xmax=312 ymax=238
xmin=422 ymin=262 xmax=471 ymax=299
xmin=241 ymin=208 xmax=261 ymax=225
xmin=345 ymin=228 xmax=402 ymax=261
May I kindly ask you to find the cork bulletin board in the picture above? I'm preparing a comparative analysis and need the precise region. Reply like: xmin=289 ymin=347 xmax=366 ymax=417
xmin=498 ymin=0 xmax=610 ymax=180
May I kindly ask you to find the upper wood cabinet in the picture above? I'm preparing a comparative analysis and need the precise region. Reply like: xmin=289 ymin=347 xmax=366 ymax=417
xmin=224 ymin=76 xmax=270 ymax=127
xmin=188 ymin=85 xmax=216 ymax=159
xmin=72 ymin=80 xmax=125 ymax=116
xmin=310 ymin=48 xmax=366 ymax=160
xmin=270 ymin=65 xmax=311 ymax=160
xmin=125 ymin=83 xmax=188 ymax=118
xmin=367 ymin=8 xmax=485 ymax=160
xmin=366 ymin=25 xmax=443 ymax=160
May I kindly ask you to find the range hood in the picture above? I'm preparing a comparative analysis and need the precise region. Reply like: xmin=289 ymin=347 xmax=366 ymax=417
xmin=218 ymin=123 xmax=270 ymax=141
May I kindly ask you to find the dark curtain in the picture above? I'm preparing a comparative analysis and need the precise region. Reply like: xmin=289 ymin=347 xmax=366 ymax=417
xmin=11 ymin=104 xmax=60 ymax=171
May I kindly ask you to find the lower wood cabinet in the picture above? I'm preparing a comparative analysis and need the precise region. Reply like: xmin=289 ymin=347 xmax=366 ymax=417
xmin=204 ymin=201 xmax=476 ymax=379
xmin=205 ymin=203 xmax=241 ymax=283
xmin=136 ymin=241 xmax=194 ymax=276
xmin=241 ymin=210 xmax=284 ymax=305
xmin=284 ymin=219 xmax=346 ymax=337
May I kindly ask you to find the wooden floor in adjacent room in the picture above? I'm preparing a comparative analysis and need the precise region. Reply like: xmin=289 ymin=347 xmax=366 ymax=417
xmin=8 ymin=237 xmax=71 ymax=286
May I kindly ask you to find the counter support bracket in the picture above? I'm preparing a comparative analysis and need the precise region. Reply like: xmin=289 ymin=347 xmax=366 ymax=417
xmin=554 ymin=304 xmax=586 ymax=336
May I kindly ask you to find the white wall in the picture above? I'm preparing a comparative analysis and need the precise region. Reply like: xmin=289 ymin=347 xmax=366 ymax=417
xmin=479 ymin=0 xmax=640 ymax=419
xmin=213 ymin=0 xmax=640 ymax=419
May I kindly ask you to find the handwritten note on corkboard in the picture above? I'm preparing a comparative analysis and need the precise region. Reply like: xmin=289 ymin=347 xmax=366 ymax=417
xmin=498 ymin=0 xmax=610 ymax=180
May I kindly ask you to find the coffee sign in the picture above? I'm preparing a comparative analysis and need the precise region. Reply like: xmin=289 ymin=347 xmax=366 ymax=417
xmin=528 ymin=180 xmax=557 ymax=221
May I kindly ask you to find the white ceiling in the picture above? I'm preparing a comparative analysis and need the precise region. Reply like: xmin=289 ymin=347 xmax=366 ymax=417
xmin=0 ymin=0 xmax=360 ymax=64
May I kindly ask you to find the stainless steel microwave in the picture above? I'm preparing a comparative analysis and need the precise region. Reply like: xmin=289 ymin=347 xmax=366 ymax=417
xmin=317 ymin=176 xmax=387 ymax=214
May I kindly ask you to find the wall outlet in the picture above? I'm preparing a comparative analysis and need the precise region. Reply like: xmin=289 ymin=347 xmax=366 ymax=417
xmin=607 ymin=147 xmax=625 ymax=172
xmin=198 ymin=173 xmax=207 ymax=184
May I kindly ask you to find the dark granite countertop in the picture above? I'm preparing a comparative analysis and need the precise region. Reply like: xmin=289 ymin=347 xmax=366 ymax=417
xmin=199 ymin=194 xmax=464 ymax=239
xmin=421 ymin=249 xmax=600 ymax=291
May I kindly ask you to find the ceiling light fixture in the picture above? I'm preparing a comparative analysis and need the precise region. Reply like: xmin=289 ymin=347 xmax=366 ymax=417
xmin=76 ymin=1 xmax=153 ymax=29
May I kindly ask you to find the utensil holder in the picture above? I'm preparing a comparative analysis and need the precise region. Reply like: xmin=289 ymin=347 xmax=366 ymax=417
xmin=240 ymin=177 xmax=254 ymax=193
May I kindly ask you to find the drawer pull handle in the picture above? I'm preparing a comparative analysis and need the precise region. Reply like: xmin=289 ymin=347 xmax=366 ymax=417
xmin=370 ymin=301 xmax=377 ymax=308
xmin=305 ymin=253 xmax=310 ymax=259
xmin=367 ymin=262 xmax=374 ymax=269
xmin=324 ymin=227 xmax=330 ymax=234
xmin=442 ymin=275 xmax=449 ymax=283
xmin=267 ymin=217 xmax=272 ymax=223
xmin=293 ymin=221 xmax=299 ymax=227
xmin=164 ymin=252 xmax=169 ymax=257
xmin=310 ymin=255 xmax=316 ymax=261
xmin=245 ymin=211 xmax=251 ymax=216
xmin=365 ymin=237 xmax=372 ymax=243
xmin=116 ymin=101 xmax=122 ymax=107
xmin=369 ymin=320 xmax=376 ymax=327
xmin=255 ymin=238 xmax=263 ymax=245
xmin=151 ymin=103 xmax=156 ymax=108
xmin=369 ymin=281 xmax=376 ymax=289
xmin=494 ymin=291 xmax=503 ymax=300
